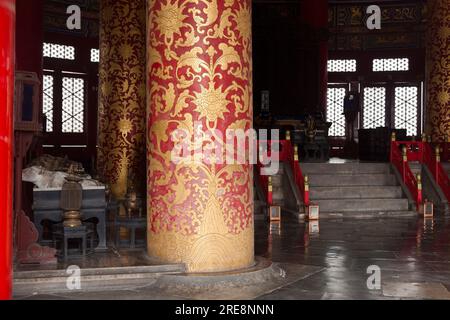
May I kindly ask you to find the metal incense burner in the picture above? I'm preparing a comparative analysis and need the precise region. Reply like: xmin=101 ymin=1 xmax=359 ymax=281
xmin=305 ymin=115 xmax=317 ymax=142
xmin=60 ymin=168 xmax=83 ymax=228
xmin=124 ymin=187 xmax=143 ymax=218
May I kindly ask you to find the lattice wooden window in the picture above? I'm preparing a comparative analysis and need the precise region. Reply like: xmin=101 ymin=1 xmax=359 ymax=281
xmin=373 ymin=58 xmax=409 ymax=72
xmin=328 ymin=59 xmax=357 ymax=72
xmin=363 ymin=87 xmax=386 ymax=129
xmin=327 ymin=87 xmax=346 ymax=136
xmin=43 ymin=74 xmax=54 ymax=132
xmin=395 ymin=86 xmax=418 ymax=136
xmin=43 ymin=43 xmax=75 ymax=60
xmin=90 ymin=48 xmax=99 ymax=63
xmin=62 ymin=77 xmax=85 ymax=133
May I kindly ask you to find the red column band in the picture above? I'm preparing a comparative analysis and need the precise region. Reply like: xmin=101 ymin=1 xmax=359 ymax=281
xmin=0 ymin=0 xmax=15 ymax=300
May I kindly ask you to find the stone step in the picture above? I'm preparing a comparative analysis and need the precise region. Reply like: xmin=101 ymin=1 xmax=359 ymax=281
xmin=309 ymin=174 xmax=397 ymax=187
xmin=409 ymin=161 xmax=422 ymax=175
xmin=13 ymin=264 xmax=185 ymax=296
xmin=314 ymin=198 xmax=409 ymax=213
xmin=310 ymin=186 xmax=403 ymax=200
xmin=271 ymin=175 xmax=283 ymax=186
xmin=442 ymin=162 xmax=450 ymax=176
xmin=301 ymin=163 xmax=390 ymax=175
xmin=318 ymin=210 xmax=417 ymax=219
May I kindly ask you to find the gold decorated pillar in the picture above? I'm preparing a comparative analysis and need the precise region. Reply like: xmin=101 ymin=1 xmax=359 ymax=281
xmin=425 ymin=0 xmax=450 ymax=140
xmin=98 ymin=0 xmax=147 ymax=198
xmin=147 ymin=0 xmax=254 ymax=272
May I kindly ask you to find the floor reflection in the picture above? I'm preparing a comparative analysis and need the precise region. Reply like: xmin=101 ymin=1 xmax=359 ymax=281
xmin=15 ymin=213 xmax=450 ymax=299
xmin=257 ymin=215 xmax=450 ymax=299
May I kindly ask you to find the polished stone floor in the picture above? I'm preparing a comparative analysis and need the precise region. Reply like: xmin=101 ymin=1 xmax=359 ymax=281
xmin=15 ymin=215 xmax=450 ymax=300
xmin=257 ymin=216 xmax=450 ymax=299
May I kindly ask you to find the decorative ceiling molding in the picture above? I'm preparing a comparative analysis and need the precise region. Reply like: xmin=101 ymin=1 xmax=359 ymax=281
xmin=329 ymin=1 xmax=427 ymax=51
xmin=44 ymin=0 xmax=99 ymax=38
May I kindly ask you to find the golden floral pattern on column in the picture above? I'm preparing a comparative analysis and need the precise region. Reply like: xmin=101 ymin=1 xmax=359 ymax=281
xmin=426 ymin=0 xmax=450 ymax=140
xmin=98 ymin=0 xmax=147 ymax=198
xmin=147 ymin=0 xmax=254 ymax=272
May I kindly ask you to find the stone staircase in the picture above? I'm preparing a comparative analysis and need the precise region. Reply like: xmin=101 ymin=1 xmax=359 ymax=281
xmin=300 ymin=162 xmax=416 ymax=218
xmin=271 ymin=163 xmax=300 ymax=212
xmin=254 ymin=163 xmax=302 ymax=218
xmin=443 ymin=162 xmax=450 ymax=179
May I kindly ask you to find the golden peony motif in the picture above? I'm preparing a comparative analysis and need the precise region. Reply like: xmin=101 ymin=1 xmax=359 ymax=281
xmin=438 ymin=26 xmax=450 ymax=40
xmin=118 ymin=118 xmax=133 ymax=135
xmin=234 ymin=4 xmax=251 ymax=43
xmin=153 ymin=1 xmax=186 ymax=43
xmin=119 ymin=43 xmax=134 ymax=60
xmin=193 ymin=85 xmax=230 ymax=123
xmin=437 ymin=90 xmax=450 ymax=105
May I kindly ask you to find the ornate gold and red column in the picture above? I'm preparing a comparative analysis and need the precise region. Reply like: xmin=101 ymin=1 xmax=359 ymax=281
xmin=0 ymin=0 xmax=15 ymax=300
xmin=98 ymin=0 xmax=147 ymax=198
xmin=425 ymin=0 xmax=450 ymax=140
xmin=147 ymin=0 xmax=254 ymax=272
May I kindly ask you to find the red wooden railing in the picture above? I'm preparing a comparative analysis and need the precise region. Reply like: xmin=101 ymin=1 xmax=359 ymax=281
xmin=423 ymin=142 xmax=450 ymax=202
xmin=257 ymin=139 xmax=287 ymax=206
xmin=256 ymin=134 xmax=309 ymax=208
xmin=391 ymin=133 xmax=450 ymax=207
xmin=256 ymin=162 xmax=272 ymax=206
xmin=435 ymin=140 xmax=450 ymax=162
xmin=390 ymin=138 xmax=423 ymax=210
xmin=284 ymin=139 xmax=310 ymax=207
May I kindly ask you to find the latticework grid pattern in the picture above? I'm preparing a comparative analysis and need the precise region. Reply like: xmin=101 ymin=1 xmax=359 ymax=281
xmin=91 ymin=48 xmax=99 ymax=63
xmin=62 ymin=77 xmax=85 ymax=133
xmin=373 ymin=58 xmax=409 ymax=72
xmin=395 ymin=86 xmax=418 ymax=136
xmin=43 ymin=75 xmax=54 ymax=132
xmin=43 ymin=43 xmax=75 ymax=60
xmin=363 ymin=87 xmax=386 ymax=129
xmin=328 ymin=59 xmax=357 ymax=72
xmin=327 ymin=87 xmax=346 ymax=136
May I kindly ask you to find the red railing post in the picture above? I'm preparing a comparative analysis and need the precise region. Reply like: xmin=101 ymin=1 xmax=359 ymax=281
xmin=268 ymin=176 xmax=273 ymax=206
xmin=294 ymin=144 xmax=299 ymax=184
xmin=0 ymin=0 xmax=15 ymax=301
xmin=435 ymin=145 xmax=441 ymax=184
xmin=416 ymin=173 xmax=423 ymax=211
xmin=402 ymin=146 xmax=408 ymax=182
xmin=304 ymin=175 xmax=310 ymax=207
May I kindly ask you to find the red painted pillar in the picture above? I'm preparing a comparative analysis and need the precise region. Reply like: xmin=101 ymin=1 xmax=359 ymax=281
xmin=301 ymin=0 xmax=329 ymax=112
xmin=147 ymin=0 xmax=254 ymax=272
xmin=0 ymin=0 xmax=15 ymax=300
